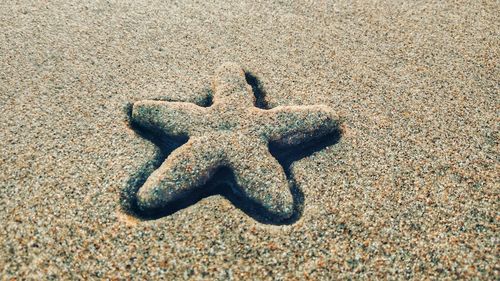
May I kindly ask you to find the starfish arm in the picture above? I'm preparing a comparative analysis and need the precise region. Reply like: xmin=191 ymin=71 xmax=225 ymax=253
xmin=132 ymin=100 xmax=207 ymax=139
xmin=212 ymin=62 xmax=255 ymax=107
xmin=228 ymin=145 xmax=294 ymax=220
xmin=260 ymin=105 xmax=340 ymax=146
xmin=136 ymin=137 xmax=224 ymax=211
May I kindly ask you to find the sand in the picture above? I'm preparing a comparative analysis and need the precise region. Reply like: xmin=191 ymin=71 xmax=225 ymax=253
xmin=1 ymin=0 xmax=498 ymax=279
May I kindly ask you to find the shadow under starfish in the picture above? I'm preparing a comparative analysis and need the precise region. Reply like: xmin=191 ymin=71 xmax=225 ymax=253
xmin=120 ymin=71 xmax=342 ymax=225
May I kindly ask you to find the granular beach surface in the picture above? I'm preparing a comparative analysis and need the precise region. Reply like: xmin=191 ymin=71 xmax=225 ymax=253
xmin=1 ymin=0 xmax=498 ymax=279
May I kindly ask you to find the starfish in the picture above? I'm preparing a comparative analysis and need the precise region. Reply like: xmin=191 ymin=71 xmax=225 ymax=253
xmin=131 ymin=62 xmax=339 ymax=221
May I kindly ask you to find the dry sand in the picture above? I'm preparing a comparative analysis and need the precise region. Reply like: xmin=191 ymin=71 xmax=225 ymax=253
xmin=1 ymin=0 xmax=498 ymax=279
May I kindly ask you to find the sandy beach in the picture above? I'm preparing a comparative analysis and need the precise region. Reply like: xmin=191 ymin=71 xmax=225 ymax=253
xmin=1 ymin=0 xmax=498 ymax=279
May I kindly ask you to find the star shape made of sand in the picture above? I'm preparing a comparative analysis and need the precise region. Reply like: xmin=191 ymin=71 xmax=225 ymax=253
xmin=132 ymin=62 xmax=339 ymax=220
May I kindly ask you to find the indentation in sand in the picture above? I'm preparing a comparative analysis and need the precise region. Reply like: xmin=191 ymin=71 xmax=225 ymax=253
xmin=120 ymin=62 xmax=342 ymax=224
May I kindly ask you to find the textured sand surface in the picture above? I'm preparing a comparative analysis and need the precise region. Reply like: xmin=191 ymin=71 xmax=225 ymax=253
xmin=1 ymin=0 xmax=498 ymax=279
